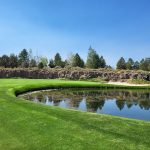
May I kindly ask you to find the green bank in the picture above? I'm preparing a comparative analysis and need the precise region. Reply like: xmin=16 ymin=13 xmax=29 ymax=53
xmin=0 ymin=79 xmax=150 ymax=150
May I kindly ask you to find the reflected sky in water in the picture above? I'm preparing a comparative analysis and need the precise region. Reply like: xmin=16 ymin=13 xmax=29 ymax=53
xmin=19 ymin=89 xmax=150 ymax=121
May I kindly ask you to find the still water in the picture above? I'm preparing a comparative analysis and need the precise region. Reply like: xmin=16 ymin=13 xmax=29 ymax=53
xmin=19 ymin=89 xmax=150 ymax=121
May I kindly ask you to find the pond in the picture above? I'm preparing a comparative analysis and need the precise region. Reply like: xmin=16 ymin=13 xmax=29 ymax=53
xmin=18 ymin=89 xmax=150 ymax=121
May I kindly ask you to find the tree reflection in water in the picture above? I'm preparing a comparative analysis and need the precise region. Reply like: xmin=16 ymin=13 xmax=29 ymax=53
xmin=19 ymin=89 xmax=150 ymax=120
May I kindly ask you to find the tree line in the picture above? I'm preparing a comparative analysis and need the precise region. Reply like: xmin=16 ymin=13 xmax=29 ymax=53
xmin=0 ymin=47 xmax=149 ymax=71
xmin=116 ymin=57 xmax=150 ymax=71
xmin=0 ymin=47 xmax=107 ymax=69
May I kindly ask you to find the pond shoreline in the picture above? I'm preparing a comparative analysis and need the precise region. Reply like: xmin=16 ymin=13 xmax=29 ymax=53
xmin=15 ymin=80 xmax=150 ymax=97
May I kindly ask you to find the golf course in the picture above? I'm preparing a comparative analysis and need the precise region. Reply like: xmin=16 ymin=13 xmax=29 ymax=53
xmin=0 ymin=79 xmax=150 ymax=150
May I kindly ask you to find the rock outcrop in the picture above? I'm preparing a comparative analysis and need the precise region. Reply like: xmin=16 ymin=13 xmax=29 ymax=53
xmin=0 ymin=68 xmax=150 ymax=81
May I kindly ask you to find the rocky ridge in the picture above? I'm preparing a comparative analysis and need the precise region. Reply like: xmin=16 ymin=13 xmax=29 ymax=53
xmin=0 ymin=68 xmax=150 ymax=81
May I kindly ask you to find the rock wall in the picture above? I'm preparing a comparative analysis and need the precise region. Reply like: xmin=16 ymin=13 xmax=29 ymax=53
xmin=0 ymin=68 xmax=150 ymax=81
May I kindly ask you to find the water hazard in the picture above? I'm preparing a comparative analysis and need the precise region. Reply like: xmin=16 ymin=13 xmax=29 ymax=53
xmin=18 ymin=89 xmax=150 ymax=121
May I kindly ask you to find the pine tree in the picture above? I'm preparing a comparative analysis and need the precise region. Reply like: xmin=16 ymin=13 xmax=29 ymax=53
xmin=38 ymin=62 xmax=44 ymax=69
xmin=72 ymin=53 xmax=84 ymax=68
xmin=54 ymin=53 xmax=62 ymax=67
xmin=18 ymin=49 xmax=29 ymax=68
xmin=86 ymin=47 xmax=100 ymax=69
xmin=99 ymin=56 xmax=106 ymax=68
xmin=116 ymin=57 xmax=126 ymax=69
xmin=126 ymin=58 xmax=134 ymax=70
xmin=133 ymin=61 xmax=139 ymax=70
xmin=0 ymin=57 xmax=2 ymax=66
xmin=9 ymin=54 xmax=18 ymax=68
xmin=80 ymin=59 xmax=85 ymax=68
xmin=139 ymin=58 xmax=150 ymax=71
xmin=29 ymin=59 xmax=37 ymax=68
xmin=0 ymin=55 xmax=10 ymax=68
xmin=48 ymin=59 xmax=55 ymax=68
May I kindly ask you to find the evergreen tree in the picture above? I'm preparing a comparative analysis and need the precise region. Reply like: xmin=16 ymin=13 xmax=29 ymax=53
xmin=145 ymin=58 xmax=150 ymax=71
xmin=72 ymin=53 xmax=84 ymax=68
xmin=18 ymin=49 xmax=29 ymax=68
xmin=0 ymin=57 xmax=2 ymax=66
xmin=54 ymin=53 xmax=63 ymax=67
xmin=80 ymin=59 xmax=85 ymax=68
xmin=116 ymin=57 xmax=126 ymax=69
xmin=139 ymin=59 xmax=147 ymax=71
xmin=99 ymin=56 xmax=106 ymax=68
xmin=64 ymin=59 xmax=69 ymax=67
xmin=60 ymin=61 xmax=66 ymax=68
xmin=0 ymin=55 xmax=10 ymax=68
xmin=9 ymin=54 xmax=18 ymax=68
xmin=48 ymin=59 xmax=55 ymax=68
xmin=38 ymin=62 xmax=44 ymax=69
xmin=29 ymin=59 xmax=37 ymax=68
xmin=139 ymin=58 xmax=150 ymax=71
xmin=86 ymin=46 xmax=100 ymax=69
xmin=126 ymin=58 xmax=134 ymax=70
xmin=133 ymin=61 xmax=140 ymax=70
xmin=105 ymin=65 xmax=112 ymax=69
xmin=139 ymin=59 xmax=144 ymax=70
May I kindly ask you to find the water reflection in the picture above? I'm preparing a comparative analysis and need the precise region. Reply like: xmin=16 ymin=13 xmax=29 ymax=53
xmin=19 ymin=89 xmax=150 ymax=121
xmin=78 ymin=98 xmax=87 ymax=111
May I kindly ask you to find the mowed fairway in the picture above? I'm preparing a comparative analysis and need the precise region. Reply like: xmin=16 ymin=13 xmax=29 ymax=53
xmin=0 ymin=79 xmax=150 ymax=150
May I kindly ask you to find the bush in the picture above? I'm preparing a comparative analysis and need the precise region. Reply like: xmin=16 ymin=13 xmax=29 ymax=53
xmin=38 ymin=62 xmax=44 ymax=69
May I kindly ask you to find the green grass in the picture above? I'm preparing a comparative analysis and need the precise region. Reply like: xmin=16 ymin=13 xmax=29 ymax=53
xmin=0 ymin=79 xmax=150 ymax=150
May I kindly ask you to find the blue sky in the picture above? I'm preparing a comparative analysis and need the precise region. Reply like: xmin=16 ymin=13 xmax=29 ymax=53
xmin=0 ymin=0 xmax=150 ymax=66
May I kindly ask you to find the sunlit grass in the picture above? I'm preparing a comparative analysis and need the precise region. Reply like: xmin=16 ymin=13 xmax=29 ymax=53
xmin=0 ymin=79 xmax=150 ymax=150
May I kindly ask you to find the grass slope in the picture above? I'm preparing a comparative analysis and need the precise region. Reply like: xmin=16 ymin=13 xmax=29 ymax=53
xmin=0 ymin=79 xmax=150 ymax=150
